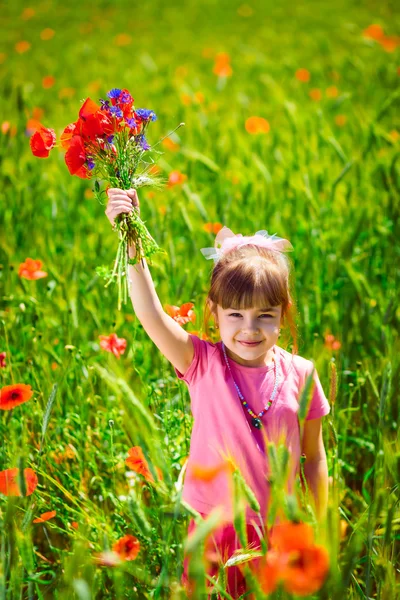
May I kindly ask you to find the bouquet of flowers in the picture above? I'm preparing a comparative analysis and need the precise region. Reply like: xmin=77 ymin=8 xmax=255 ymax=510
xmin=30 ymin=87 xmax=183 ymax=309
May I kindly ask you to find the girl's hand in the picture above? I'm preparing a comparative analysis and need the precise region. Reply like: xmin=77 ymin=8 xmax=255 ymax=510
xmin=105 ymin=188 xmax=140 ymax=227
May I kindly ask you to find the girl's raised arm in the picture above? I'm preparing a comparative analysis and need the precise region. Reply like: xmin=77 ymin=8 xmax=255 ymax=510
xmin=105 ymin=188 xmax=194 ymax=375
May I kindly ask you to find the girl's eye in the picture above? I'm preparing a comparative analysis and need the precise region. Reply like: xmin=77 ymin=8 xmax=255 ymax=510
xmin=228 ymin=313 xmax=272 ymax=318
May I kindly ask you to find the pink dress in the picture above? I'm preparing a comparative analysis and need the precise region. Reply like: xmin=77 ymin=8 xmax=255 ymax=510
xmin=175 ymin=334 xmax=331 ymax=597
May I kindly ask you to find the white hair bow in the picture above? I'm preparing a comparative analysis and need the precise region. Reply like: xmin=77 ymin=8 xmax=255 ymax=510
xmin=200 ymin=226 xmax=293 ymax=263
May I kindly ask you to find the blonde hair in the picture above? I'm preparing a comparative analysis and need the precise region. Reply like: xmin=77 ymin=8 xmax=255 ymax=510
xmin=202 ymin=244 xmax=298 ymax=354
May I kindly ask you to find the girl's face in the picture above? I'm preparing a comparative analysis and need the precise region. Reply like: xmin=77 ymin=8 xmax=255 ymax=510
xmin=215 ymin=303 xmax=282 ymax=368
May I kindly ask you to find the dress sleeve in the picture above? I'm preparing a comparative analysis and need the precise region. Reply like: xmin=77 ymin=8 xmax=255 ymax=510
xmin=305 ymin=363 xmax=331 ymax=420
xmin=174 ymin=334 xmax=209 ymax=387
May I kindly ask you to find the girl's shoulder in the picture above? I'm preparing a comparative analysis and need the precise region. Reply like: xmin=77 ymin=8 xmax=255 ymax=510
xmin=276 ymin=346 xmax=315 ymax=377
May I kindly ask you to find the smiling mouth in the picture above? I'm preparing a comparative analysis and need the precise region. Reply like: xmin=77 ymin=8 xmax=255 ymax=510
xmin=238 ymin=340 xmax=262 ymax=346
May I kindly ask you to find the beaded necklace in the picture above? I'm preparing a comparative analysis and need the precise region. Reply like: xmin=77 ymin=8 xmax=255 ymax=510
xmin=221 ymin=342 xmax=281 ymax=429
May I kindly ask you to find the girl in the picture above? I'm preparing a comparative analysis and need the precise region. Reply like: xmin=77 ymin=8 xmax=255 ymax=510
xmin=105 ymin=188 xmax=330 ymax=598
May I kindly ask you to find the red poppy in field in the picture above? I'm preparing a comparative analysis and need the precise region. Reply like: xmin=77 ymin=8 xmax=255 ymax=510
xmin=99 ymin=333 xmax=127 ymax=359
xmin=269 ymin=521 xmax=315 ymax=551
xmin=0 ymin=383 xmax=33 ymax=410
xmin=112 ymin=534 xmax=140 ymax=561
xmin=213 ymin=52 xmax=233 ymax=77
xmin=167 ymin=170 xmax=187 ymax=187
xmin=162 ymin=137 xmax=180 ymax=151
xmin=125 ymin=446 xmax=157 ymax=482
xmin=254 ymin=520 xmax=330 ymax=596
xmin=309 ymin=88 xmax=322 ymax=101
xmin=26 ymin=118 xmax=43 ymax=135
xmin=64 ymin=135 xmax=89 ymax=178
xmin=60 ymin=122 xmax=77 ymax=149
xmin=324 ymin=332 xmax=341 ymax=351
xmin=165 ymin=302 xmax=196 ymax=326
xmin=79 ymin=97 xmax=101 ymax=120
xmin=149 ymin=164 xmax=161 ymax=175
xmin=18 ymin=258 xmax=48 ymax=280
xmin=245 ymin=116 xmax=270 ymax=134
xmin=295 ymin=68 xmax=311 ymax=82
xmin=0 ymin=352 xmax=6 ymax=368
xmin=362 ymin=24 xmax=385 ymax=41
xmin=40 ymin=28 xmax=55 ymax=41
xmin=379 ymin=35 xmax=400 ymax=52
xmin=29 ymin=124 xmax=56 ymax=158
xmin=21 ymin=8 xmax=35 ymax=20
xmin=15 ymin=41 xmax=31 ymax=54
xmin=33 ymin=510 xmax=56 ymax=523
xmin=280 ymin=544 xmax=330 ymax=595
xmin=0 ymin=467 xmax=38 ymax=496
xmin=203 ymin=222 xmax=223 ymax=234
xmin=42 ymin=75 xmax=55 ymax=89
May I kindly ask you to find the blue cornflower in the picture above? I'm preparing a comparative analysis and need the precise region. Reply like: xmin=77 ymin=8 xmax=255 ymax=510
xmin=87 ymin=159 xmax=95 ymax=170
xmin=110 ymin=106 xmax=123 ymax=118
xmin=100 ymin=99 xmax=110 ymax=110
xmin=120 ymin=91 xmax=133 ymax=104
xmin=126 ymin=117 xmax=137 ymax=129
xmin=107 ymin=88 xmax=122 ymax=100
xmin=138 ymin=134 xmax=150 ymax=151
xmin=136 ymin=108 xmax=157 ymax=122
xmin=107 ymin=135 xmax=114 ymax=143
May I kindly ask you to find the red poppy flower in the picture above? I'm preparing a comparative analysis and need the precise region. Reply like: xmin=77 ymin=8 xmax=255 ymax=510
xmin=362 ymin=24 xmax=385 ymax=41
xmin=64 ymin=135 xmax=89 ymax=178
xmin=280 ymin=544 xmax=330 ymax=595
xmin=60 ymin=122 xmax=78 ymax=150
xmin=165 ymin=302 xmax=196 ymax=326
xmin=125 ymin=446 xmax=155 ymax=482
xmin=213 ymin=53 xmax=233 ymax=77
xmin=162 ymin=137 xmax=180 ymax=151
xmin=295 ymin=68 xmax=311 ymax=82
xmin=203 ymin=222 xmax=223 ymax=234
xmin=99 ymin=333 xmax=127 ymax=359
xmin=112 ymin=534 xmax=140 ymax=561
xmin=33 ymin=510 xmax=56 ymax=523
xmin=0 ymin=383 xmax=33 ymax=410
xmin=0 ymin=467 xmax=38 ymax=496
xmin=0 ymin=352 xmax=6 ymax=368
xmin=30 ymin=124 xmax=56 ymax=158
xmin=26 ymin=118 xmax=43 ymax=136
xmin=245 ymin=116 xmax=270 ymax=134
xmin=18 ymin=258 xmax=48 ymax=280
xmin=324 ymin=332 xmax=341 ymax=351
xmin=254 ymin=520 xmax=330 ymax=596
xmin=79 ymin=97 xmax=101 ymax=120
xmin=167 ymin=170 xmax=187 ymax=187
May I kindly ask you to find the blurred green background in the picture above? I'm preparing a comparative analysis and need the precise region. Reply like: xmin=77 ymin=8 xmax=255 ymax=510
xmin=0 ymin=0 xmax=399 ymax=597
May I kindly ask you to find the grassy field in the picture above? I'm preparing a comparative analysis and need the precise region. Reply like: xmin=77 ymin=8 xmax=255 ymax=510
xmin=0 ymin=0 xmax=399 ymax=598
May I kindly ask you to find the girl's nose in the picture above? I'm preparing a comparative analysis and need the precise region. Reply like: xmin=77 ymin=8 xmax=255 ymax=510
xmin=241 ymin=322 xmax=260 ymax=332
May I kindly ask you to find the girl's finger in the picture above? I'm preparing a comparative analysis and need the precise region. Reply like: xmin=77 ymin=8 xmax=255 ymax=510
xmin=107 ymin=190 xmax=131 ymax=198
xmin=110 ymin=198 xmax=132 ymax=207
xmin=113 ymin=204 xmax=133 ymax=212
xmin=126 ymin=189 xmax=139 ymax=201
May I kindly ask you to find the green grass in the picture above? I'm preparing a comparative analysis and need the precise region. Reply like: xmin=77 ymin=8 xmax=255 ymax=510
xmin=0 ymin=0 xmax=399 ymax=597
